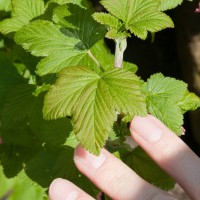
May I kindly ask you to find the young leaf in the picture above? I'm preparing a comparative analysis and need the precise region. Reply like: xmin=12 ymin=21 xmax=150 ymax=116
xmin=159 ymin=0 xmax=183 ymax=11
xmin=44 ymin=67 xmax=146 ymax=154
xmin=0 ymin=0 xmax=45 ymax=34
xmin=53 ymin=3 xmax=107 ymax=49
xmin=92 ymin=12 xmax=128 ymax=39
xmin=100 ymin=0 xmax=174 ymax=40
xmin=178 ymin=91 xmax=200 ymax=113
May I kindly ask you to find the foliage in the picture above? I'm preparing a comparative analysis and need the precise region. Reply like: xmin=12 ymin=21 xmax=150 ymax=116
xmin=0 ymin=0 xmax=199 ymax=199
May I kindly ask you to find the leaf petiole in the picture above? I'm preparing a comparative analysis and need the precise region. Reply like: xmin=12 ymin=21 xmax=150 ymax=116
xmin=88 ymin=50 xmax=104 ymax=71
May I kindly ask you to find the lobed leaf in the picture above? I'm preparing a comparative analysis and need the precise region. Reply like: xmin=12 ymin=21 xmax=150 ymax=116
xmin=144 ymin=73 xmax=188 ymax=134
xmin=0 ymin=0 xmax=45 ymax=34
xmin=44 ymin=67 xmax=146 ymax=154
xmin=100 ymin=0 xmax=174 ymax=40
xmin=15 ymin=20 xmax=79 ymax=57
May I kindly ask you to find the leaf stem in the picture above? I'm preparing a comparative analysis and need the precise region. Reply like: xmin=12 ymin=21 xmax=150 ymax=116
xmin=114 ymin=38 xmax=127 ymax=68
xmin=88 ymin=50 xmax=104 ymax=71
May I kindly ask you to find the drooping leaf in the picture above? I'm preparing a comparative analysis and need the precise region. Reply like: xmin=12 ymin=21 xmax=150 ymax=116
xmin=44 ymin=67 xmax=146 ymax=154
xmin=144 ymin=73 xmax=188 ymax=134
xmin=159 ymin=0 xmax=183 ymax=11
xmin=0 ymin=0 xmax=45 ymax=34
xmin=100 ymin=0 xmax=174 ymax=40
xmin=121 ymin=147 xmax=175 ymax=190
xmin=53 ymin=3 xmax=107 ymax=49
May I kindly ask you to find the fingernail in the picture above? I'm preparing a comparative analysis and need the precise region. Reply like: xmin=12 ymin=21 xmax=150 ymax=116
xmin=130 ymin=115 xmax=163 ymax=142
xmin=74 ymin=146 xmax=106 ymax=169
xmin=49 ymin=178 xmax=78 ymax=200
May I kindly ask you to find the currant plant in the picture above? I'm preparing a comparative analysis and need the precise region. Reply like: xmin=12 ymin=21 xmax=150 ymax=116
xmin=0 ymin=0 xmax=199 ymax=199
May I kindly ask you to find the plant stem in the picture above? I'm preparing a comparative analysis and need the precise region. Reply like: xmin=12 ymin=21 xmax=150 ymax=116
xmin=114 ymin=38 xmax=127 ymax=68
xmin=88 ymin=50 xmax=104 ymax=71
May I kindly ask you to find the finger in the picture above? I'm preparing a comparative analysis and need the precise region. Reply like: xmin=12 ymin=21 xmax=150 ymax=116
xmin=49 ymin=178 xmax=95 ymax=200
xmin=74 ymin=145 xmax=176 ymax=200
xmin=130 ymin=115 xmax=200 ymax=200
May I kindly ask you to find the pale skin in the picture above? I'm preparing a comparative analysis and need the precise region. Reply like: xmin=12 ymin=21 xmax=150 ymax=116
xmin=49 ymin=115 xmax=200 ymax=200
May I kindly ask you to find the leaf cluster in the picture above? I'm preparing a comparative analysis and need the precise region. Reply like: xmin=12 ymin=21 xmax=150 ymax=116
xmin=0 ymin=0 xmax=199 ymax=198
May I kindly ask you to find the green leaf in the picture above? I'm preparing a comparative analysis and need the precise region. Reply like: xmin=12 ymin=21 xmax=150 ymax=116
xmin=0 ymin=52 xmax=24 ymax=108
xmin=0 ymin=0 xmax=11 ymax=12
xmin=53 ymin=3 xmax=107 ymax=49
xmin=178 ymin=90 xmax=200 ymax=113
xmin=92 ymin=12 xmax=128 ymax=39
xmin=44 ymin=67 xmax=146 ymax=154
xmin=159 ymin=0 xmax=183 ymax=11
xmin=50 ymin=0 xmax=91 ymax=7
xmin=0 ymin=166 xmax=45 ymax=200
xmin=147 ymin=99 xmax=183 ymax=134
xmin=0 ymin=0 xmax=45 ymax=34
xmin=145 ymin=73 xmax=188 ymax=134
xmin=25 ymin=146 xmax=99 ymax=196
xmin=121 ymin=147 xmax=175 ymax=190
xmin=15 ymin=20 xmax=79 ymax=57
xmin=15 ymin=20 xmax=89 ymax=75
xmin=0 ymin=84 xmax=42 ymax=128
xmin=145 ymin=73 xmax=187 ymax=101
xmin=36 ymin=50 xmax=87 ymax=75
xmin=100 ymin=0 xmax=174 ymax=40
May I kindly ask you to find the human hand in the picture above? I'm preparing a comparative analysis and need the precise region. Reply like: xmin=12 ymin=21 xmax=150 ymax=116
xmin=48 ymin=115 xmax=200 ymax=200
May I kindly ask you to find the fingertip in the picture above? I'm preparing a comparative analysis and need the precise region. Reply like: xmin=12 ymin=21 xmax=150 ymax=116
xmin=49 ymin=178 xmax=78 ymax=200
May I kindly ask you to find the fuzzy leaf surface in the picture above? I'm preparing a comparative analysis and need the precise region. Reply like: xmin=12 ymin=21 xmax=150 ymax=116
xmin=145 ymin=73 xmax=187 ymax=134
xmin=159 ymin=0 xmax=183 ymax=11
xmin=44 ymin=67 xmax=146 ymax=154
xmin=100 ymin=0 xmax=174 ymax=40
xmin=0 ymin=0 xmax=45 ymax=34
